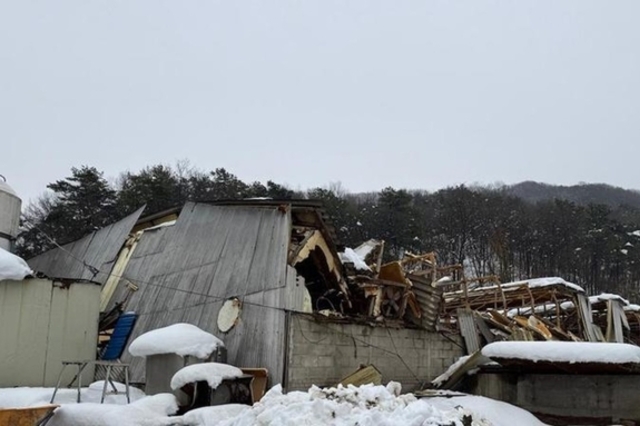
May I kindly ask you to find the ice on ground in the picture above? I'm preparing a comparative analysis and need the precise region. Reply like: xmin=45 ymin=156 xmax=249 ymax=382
xmin=482 ymin=341 xmax=640 ymax=364
xmin=339 ymin=248 xmax=371 ymax=271
xmin=171 ymin=363 xmax=244 ymax=390
xmin=47 ymin=393 xmax=179 ymax=426
xmin=0 ymin=247 xmax=33 ymax=281
xmin=181 ymin=404 xmax=250 ymax=426
xmin=129 ymin=323 xmax=224 ymax=359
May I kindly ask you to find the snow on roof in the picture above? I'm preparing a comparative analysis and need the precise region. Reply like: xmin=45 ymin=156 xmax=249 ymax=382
xmin=589 ymin=293 xmax=630 ymax=306
xmin=523 ymin=277 xmax=584 ymax=293
xmin=353 ymin=239 xmax=381 ymax=260
xmin=339 ymin=248 xmax=371 ymax=271
xmin=446 ymin=276 xmax=585 ymax=297
xmin=170 ymin=362 xmax=244 ymax=390
xmin=128 ymin=323 xmax=224 ymax=359
xmin=625 ymin=304 xmax=640 ymax=312
xmin=0 ymin=248 xmax=33 ymax=281
xmin=482 ymin=341 xmax=640 ymax=364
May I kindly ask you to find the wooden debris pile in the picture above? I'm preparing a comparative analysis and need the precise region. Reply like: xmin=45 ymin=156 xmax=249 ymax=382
xmin=439 ymin=276 xmax=640 ymax=360
xmin=330 ymin=241 xmax=452 ymax=329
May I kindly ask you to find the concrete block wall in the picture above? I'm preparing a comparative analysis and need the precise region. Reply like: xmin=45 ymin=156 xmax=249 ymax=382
xmin=285 ymin=314 xmax=464 ymax=392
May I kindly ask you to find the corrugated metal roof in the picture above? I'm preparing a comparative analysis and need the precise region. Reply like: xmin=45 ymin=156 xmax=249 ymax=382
xmin=111 ymin=202 xmax=292 ymax=384
xmin=407 ymin=274 xmax=443 ymax=331
xmin=27 ymin=207 xmax=145 ymax=283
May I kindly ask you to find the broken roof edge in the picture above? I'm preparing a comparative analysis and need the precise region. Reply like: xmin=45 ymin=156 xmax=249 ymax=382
xmin=22 ymin=275 xmax=102 ymax=286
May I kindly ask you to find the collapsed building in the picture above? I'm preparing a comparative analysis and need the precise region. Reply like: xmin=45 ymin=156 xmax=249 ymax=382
xmin=26 ymin=200 xmax=463 ymax=392
xmin=18 ymin=198 xmax=640 ymax=424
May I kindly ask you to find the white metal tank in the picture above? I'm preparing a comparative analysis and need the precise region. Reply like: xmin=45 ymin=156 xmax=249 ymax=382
xmin=0 ymin=175 xmax=21 ymax=252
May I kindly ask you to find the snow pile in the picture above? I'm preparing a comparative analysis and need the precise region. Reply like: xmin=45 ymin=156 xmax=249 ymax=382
xmin=182 ymin=404 xmax=250 ymax=426
xmin=213 ymin=383 xmax=492 ymax=426
xmin=0 ymin=247 xmax=33 ymax=281
xmin=339 ymin=248 xmax=371 ymax=271
xmin=0 ymin=382 xmax=550 ymax=426
xmin=47 ymin=393 xmax=178 ymax=426
xmin=429 ymin=395 xmax=547 ymax=426
xmin=483 ymin=341 xmax=640 ymax=364
xmin=171 ymin=363 xmax=244 ymax=390
xmin=129 ymin=323 xmax=224 ymax=359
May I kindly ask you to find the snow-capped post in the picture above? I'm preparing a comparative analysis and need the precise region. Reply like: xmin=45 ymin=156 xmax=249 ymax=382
xmin=128 ymin=323 xmax=226 ymax=399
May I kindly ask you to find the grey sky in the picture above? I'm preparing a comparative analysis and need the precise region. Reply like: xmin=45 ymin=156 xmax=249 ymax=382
xmin=2 ymin=1 xmax=639 ymax=203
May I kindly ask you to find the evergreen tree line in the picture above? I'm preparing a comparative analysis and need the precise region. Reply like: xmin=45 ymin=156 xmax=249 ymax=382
xmin=17 ymin=164 xmax=640 ymax=300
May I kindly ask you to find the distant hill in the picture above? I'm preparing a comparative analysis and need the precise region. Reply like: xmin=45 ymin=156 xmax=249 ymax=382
xmin=504 ymin=181 xmax=640 ymax=209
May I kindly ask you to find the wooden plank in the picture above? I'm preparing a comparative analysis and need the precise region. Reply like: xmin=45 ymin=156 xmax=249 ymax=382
xmin=576 ymin=293 xmax=599 ymax=342
xmin=339 ymin=365 xmax=382 ymax=387
xmin=458 ymin=308 xmax=481 ymax=354
xmin=432 ymin=350 xmax=485 ymax=390
xmin=473 ymin=313 xmax=496 ymax=343
xmin=0 ymin=405 xmax=58 ymax=426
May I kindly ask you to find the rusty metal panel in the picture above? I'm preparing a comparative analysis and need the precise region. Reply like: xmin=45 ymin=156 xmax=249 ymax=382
xmin=407 ymin=274 xmax=442 ymax=331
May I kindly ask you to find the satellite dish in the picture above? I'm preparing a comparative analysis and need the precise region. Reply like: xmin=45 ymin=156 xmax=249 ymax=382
xmin=218 ymin=297 xmax=242 ymax=333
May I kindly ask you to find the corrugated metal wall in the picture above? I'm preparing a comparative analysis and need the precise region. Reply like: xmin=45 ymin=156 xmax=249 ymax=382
xmin=113 ymin=203 xmax=293 ymax=387
xmin=0 ymin=279 xmax=101 ymax=387
xmin=28 ymin=207 xmax=144 ymax=283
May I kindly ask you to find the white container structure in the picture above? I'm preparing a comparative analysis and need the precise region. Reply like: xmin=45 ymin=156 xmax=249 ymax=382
xmin=0 ymin=175 xmax=21 ymax=252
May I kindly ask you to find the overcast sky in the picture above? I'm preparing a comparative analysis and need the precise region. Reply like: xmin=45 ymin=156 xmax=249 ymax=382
xmin=2 ymin=1 xmax=639 ymax=203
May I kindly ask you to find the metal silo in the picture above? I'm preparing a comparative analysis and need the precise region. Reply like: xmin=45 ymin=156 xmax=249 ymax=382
xmin=0 ymin=175 xmax=22 ymax=252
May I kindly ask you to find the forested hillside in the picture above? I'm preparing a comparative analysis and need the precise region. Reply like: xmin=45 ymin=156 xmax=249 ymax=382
xmin=17 ymin=164 xmax=640 ymax=300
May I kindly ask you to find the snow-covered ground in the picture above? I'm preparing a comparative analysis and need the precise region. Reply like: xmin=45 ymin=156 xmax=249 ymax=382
xmin=0 ymin=382 xmax=547 ymax=426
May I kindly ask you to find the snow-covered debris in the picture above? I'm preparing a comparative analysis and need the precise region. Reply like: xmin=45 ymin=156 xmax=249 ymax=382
xmin=429 ymin=395 xmax=547 ymax=426
xmin=171 ymin=363 xmax=244 ymax=391
xmin=47 ymin=393 xmax=178 ymax=426
xmin=629 ymin=230 xmax=640 ymax=237
xmin=625 ymin=304 xmax=640 ymax=312
xmin=0 ymin=247 xmax=33 ymax=281
xmin=524 ymin=277 xmax=584 ymax=293
xmin=353 ymin=239 xmax=382 ymax=260
xmin=182 ymin=404 xmax=250 ymax=426
xmin=432 ymin=355 xmax=472 ymax=387
xmin=213 ymin=383 xmax=492 ymax=426
xmin=339 ymin=248 xmax=371 ymax=271
xmin=589 ymin=293 xmax=630 ymax=306
xmin=129 ymin=323 xmax=224 ymax=359
xmin=482 ymin=341 xmax=640 ymax=364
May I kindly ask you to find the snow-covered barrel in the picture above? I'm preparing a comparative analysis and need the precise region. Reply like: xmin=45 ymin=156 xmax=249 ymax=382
xmin=0 ymin=175 xmax=21 ymax=252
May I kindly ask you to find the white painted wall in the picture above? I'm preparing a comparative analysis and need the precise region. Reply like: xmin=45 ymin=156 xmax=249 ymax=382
xmin=0 ymin=278 xmax=100 ymax=387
